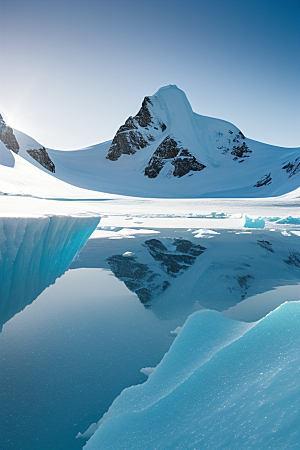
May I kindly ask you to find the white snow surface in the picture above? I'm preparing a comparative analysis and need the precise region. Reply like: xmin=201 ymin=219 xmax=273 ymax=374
xmin=42 ymin=85 xmax=300 ymax=198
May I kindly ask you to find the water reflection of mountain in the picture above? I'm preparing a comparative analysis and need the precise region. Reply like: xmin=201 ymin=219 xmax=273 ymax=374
xmin=71 ymin=229 xmax=300 ymax=319
xmin=0 ymin=216 xmax=99 ymax=330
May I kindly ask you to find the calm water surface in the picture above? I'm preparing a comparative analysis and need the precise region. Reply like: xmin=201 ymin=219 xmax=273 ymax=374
xmin=1 ymin=229 xmax=299 ymax=450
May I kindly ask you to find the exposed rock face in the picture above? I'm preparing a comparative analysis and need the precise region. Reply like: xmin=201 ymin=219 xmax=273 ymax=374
xmin=145 ymin=136 xmax=206 ymax=178
xmin=231 ymin=141 xmax=252 ymax=160
xmin=107 ymin=238 xmax=206 ymax=307
xmin=282 ymin=157 xmax=300 ymax=178
xmin=254 ymin=173 xmax=272 ymax=187
xmin=0 ymin=114 xmax=19 ymax=154
xmin=172 ymin=153 xmax=206 ymax=177
xmin=27 ymin=147 xmax=55 ymax=173
xmin=106 ymin=96 xmax=166 ymax=161
xmin=107 ymin=131 xmax=149 ymax=161
xmin=216 ymin=129 xmax=251 ymax=162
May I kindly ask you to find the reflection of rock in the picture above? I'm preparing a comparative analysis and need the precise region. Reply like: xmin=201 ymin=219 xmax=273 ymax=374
xmin=284 ymin=251 xmax=300 ymax=268
xmin=257 ymin=240 xmax=274 ymax=253
xmin=106 ymin=238 xmax=206 ymax=306
xmin=107 ymin=254 xmax=170 ymax=306
xmin=0 ymin=114 xmax=19 ymax=154
xmin=0 ymin=216 xmax=99 ymax=330
xmin=71 ymin=230 xmax=300 ymax=317
xmin=27 ymin=147 xmax=55 ymax=173
xmin=144 ymin=238 xmax=206 ymax=277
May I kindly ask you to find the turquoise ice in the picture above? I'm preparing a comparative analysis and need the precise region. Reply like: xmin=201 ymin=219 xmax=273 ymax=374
xmin=84 ymin=301 xmax=300 ymax=450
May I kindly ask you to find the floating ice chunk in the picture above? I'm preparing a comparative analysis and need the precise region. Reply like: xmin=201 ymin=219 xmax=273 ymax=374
xmin=243 ymin=215 xmax=265 ymax=228
xmin=76 ymin=423 xmax=99 ymax=440
xmin=140 ymin=367 xmax=155 ymax=377
xmin=170 ymin=326 xmax=181 ymax=335
xmin=276 ymin=216 xmax=300 ymax=224
xmin=193 ymin=229 xmax=220 ymax=238
xmin=122 ymin=251 xmax=134 ymax=257
xmin=281 ymin=230 xmax=291 ymax=236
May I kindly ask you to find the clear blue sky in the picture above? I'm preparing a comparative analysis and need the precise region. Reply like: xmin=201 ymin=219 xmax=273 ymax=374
xmin=0 ymin=0 xmax=299 ymax=149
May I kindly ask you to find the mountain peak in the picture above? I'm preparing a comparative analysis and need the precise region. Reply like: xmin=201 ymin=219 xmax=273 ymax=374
xmin=0 ymin=113 xmax=20 ymax=154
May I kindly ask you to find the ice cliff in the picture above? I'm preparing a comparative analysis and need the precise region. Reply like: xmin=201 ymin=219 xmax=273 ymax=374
xmin=0 ymin=215 xmax=99 ymax=330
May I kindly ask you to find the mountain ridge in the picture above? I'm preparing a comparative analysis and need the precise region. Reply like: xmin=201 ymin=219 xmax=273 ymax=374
xmin=1 ymin=85 xmax=299 ymax=198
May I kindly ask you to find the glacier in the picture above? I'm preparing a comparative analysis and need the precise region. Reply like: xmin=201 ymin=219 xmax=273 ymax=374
xmin=84 ymin=301 xmax=300 ymax=450
xmin=0 ymin=215 xmax=99 ymax=330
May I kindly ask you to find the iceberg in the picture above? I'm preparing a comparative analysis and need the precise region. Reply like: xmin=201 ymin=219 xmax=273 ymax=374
xmin=276 ymin=216 xmax=300 ymax=225
xmin=0 ymin=215 xmax=99 ymax=330
xmin=84 ymin=301 xmax=300 ymax=450
xmin=243 ymin=215 xmax=265 ymax=228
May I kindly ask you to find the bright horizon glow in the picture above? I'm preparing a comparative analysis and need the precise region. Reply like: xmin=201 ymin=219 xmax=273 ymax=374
xmin=0 ymin=0 xmax=299 ymax=150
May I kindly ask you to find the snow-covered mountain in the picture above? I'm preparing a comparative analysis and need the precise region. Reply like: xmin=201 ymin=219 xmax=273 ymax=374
xmin=1 ymin=85 xmax=299 ymax=198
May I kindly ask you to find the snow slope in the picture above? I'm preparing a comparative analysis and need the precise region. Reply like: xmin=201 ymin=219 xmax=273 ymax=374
xmin=1 ymin=86 xmax=298 ymax=199
xmin=44 ymin=85 xmax=300 ymax=198
xmin=83 ymin=301 xmax=300 ymax=450
xmin=0 ymin=139 xmax=116 ymax=200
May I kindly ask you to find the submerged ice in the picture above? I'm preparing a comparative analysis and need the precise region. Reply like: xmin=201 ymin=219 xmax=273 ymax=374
xmin=84 ymin=301 xmax=300 ymax=450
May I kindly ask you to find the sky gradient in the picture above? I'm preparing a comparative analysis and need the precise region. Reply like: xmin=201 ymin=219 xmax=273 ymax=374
xmin=0 ymin=0 xmax=299 ymax=149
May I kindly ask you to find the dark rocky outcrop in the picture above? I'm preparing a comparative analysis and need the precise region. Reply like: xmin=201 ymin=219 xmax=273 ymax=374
xmin=172 ymin=153 xmax=206 ymax=178
xmin=27 ymin=147 xmax=55 ymax=173
xmin=254 ymin=173 xmax=272 ymax=187
xmin=144 ymin=156 xmax=165 ymax=178
xmin=282 ymin=157 xmax=300 ymax=178
xmin=145 ymin=136 xmax=206 ymax=178
xmin=134 ymin=97 xmax=153 ymax=128
xmin=216 ymin=130 xmax=251 ymax=161
xmin=144 ymin=238 xmax=206 ymax=277
xmin=107 ymin=131 xmax=149 ymax=161
xmin=231 ymin=141 xmax=252 ymax=160
xmin=106 ymin=96 xmax=167 ymax=161
xmin=0 ymin=114 xmax=19 ymax=154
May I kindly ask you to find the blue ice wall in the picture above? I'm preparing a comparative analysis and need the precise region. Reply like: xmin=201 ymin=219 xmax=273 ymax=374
xmin=0 ymin=215 xmax=99 ymax=329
